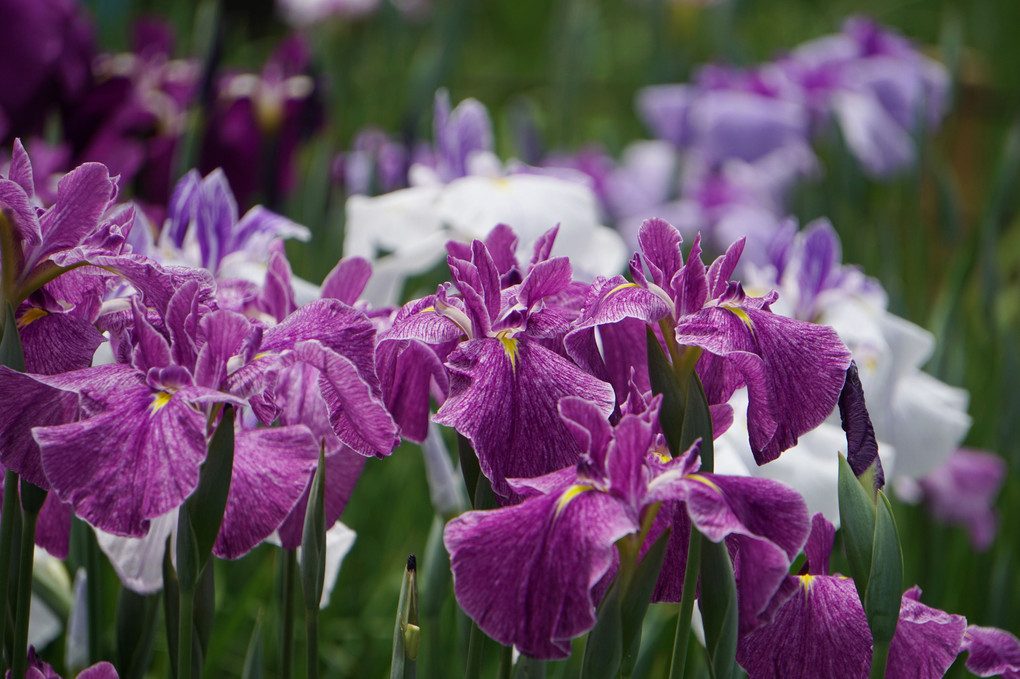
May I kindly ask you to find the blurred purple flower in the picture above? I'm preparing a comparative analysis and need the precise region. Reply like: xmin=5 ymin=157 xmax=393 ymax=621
xmin=0 ymin=0 xmax=94 ymax=144
xmin=916 ymin=448 xmax=1006 ymax=551
xmin=200 ymin=36 xmax=323 ymax=209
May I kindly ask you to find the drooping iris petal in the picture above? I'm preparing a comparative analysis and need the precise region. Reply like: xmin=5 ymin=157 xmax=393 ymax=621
xmin=35 ymin=380 xmax=209 ymax=537
xmin=213 ymin=424 xmax=320 ymax=560
xmin=736 ymin=575 xmax=872 ymax=679
xmin=961 ymin=626 xmax=1020 ymax=678
xmin=675 ymin=305 xmax=850 ymax=464
xmin=376 ymin=339 xmax=449 ymax=443
xmin=887 ymin=587 xmax=967 ymax=679
xmin=444 ymin=488 xmax=638 ymax=659
xmin=291 ymin=340 xmax=399 ymax=457
xmin=35 ymin=492 xmax=73 ymax=560
xmin=0 ymin=367 xmax=80 ymax=488
xmin=435 ymin=337 xmax=614 ymax=499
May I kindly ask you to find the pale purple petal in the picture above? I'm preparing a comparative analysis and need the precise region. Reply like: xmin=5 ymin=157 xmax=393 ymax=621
xmin=321 ymin=256 xmax=372 ymax=305
xmin=444 ymin=489 xmax=637 ymax=659
xmin=919 ymin=448 xmax=1006 ymax=551
xmin=9 ymin=139 xmax=35 ymax=197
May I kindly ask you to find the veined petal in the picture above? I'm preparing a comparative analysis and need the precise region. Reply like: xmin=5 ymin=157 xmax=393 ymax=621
xmin=888 ymin=587 xmax=967 ymax=679
xmin=19 ymin=310 xmax=105 ymax=375
xmin=444 ymin=488 xmax=637 ymax=659
xmin=676 ymin=306 xmax=851 ymax=464
xmin=435 ymin=337 xmax=614 ymax=499
xmin=277 ymin=445 xmax=366 ymax=550
xmin=213 ymin=425 xmax=320 ymax=560
xmin=961 ymin=626 xmax=1020 ymax=678
xmin=0 ymin=367 xmax=81 ymax=488
xmin=36 ymin=386 xmax=208 ymax=537
xmin=736 ymin=575 xmax=872 ymax=679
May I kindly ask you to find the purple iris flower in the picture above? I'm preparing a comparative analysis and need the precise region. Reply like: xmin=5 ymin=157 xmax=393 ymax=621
xmin=383 ymin=226 xmax=615 ymax=499
xmin=335 ymin=126 xmax=410 ymax=196
xmin=0 ymin=0 xmax=93 ymax=144
xmin=431 ymin=88 xmax=495 ymax=182
xmin=566 ymin=217 xmax=852 ymax=465
xmin=200 ymin=36 xmax=323 ymax=208
xmin=444 ymin=395 xmax=809 ymax=659
xmin=737 ymin=513 xmax=969 ymax=679
xmin=8 ymin=646 xmax=118 ymax=679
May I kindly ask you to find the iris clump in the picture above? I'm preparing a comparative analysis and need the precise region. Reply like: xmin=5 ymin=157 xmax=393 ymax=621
xmin=0 ymin=5 xmax=1015 ymax=679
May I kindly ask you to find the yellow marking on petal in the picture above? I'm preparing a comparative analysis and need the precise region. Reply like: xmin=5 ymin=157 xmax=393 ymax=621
xmin=495 ymin=330 xmax=519 ymax=370
xmin=419 ymin=306 xmax=435 ymax=314
xmin=607 ymin=282 xmax=640 ymax=297
xmin=798 ymin=574 xmax=815 ymax=589
xmin=685 ymin=473 xmax=722 ymax=494
xmin=150 ymin=391 xmax=173 ymax=414
xmin=16 ymin=308 xmax=49 ymax=328
xmin=722 ymin=305 xmax=754 ymax=331
xmin=555 ymin=484 xmax=593 ymax=517
xmin=252 ymin=352 xmax=270 ymax=361
xmin=493 ymin=177 xmax=513 ymax=190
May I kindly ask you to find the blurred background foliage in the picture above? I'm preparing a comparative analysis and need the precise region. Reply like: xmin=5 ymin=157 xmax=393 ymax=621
xmin=59 ymin=0 xmax=1020 ymax=676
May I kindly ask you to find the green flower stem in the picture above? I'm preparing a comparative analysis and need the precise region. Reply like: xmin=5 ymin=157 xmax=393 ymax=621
xmin=0 ymin=469 xmax=20 ymax=673
xmin=668 ymin=529 xmax=702 ymax=679
xmin=280 ymin=549 xmax=296 ymax=679
xmin=465 ymin=621 xmax=485 ymax=678
xmin=178 ymin=584 xmax=195 ymax=679
xmin=11 ymin=503 xmax=39 ymax=679
xmin=305 ymin=607 xmax=319 ymax=679
xmin=869 ymin=642 xmax=890 ymax=679
xmin=86 ymin=529 xmax=103 ymax=664
xmin=496 ymin=643 xmax=513 ymax=679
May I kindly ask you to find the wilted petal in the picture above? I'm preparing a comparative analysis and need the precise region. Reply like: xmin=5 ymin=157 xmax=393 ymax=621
xmin=887 ymin=586 xmax=966 ymax=679
xmin=435 ymin=337 xmax=614 ymax=499
xmin=214 ymin=425 xmax=320 ymax=559
xmin=444 ymin=488 xmax=637 ymax=659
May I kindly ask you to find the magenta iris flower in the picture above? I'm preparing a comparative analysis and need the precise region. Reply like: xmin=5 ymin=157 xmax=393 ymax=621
xmin=566 ymin=217 xmax=852 ymax=465
xmin=444 ymin=395 xmax=809 ymax=659
xmin=737 ymin=513 xmax=970 ymax=679
xmin=383 ymin=226 xmax=615 ymax=499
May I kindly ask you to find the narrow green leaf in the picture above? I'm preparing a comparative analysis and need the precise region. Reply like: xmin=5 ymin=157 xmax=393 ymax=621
xmin=419 ymin=517 xmax=450 ymax=620
xmin=620 ymin=528 xmax=671 ymax=676
xmin=301 ymin=445 xmax=327 ymax=612
xmin=186 ymin=406 xmax=236 ymax=573
xmin=837 ymin=453 xmax=876 ymax=603
xmin=700 ymin=538 xmax=739 ymax=679
xmin=116 ymin=588 xmax=160 ymax=679
xmin=647 ymin=328 xmax=686 ymax=458
xmin=241 ymin=615 xmax=265 ymax=679
xmin=175 ymin=505 xmax=199 ymax=592
xmin=679 ymin=373 xmax=713 ymax=472
xmin=163 ymin=539 xmax=181 ymax=679
xmin=864 ymin=492 xmax=903 ymax=646
xmin=457 ymin=433 xmax=481 ymax=507
xmin=580 ymin=576 xmax=623 ymax=679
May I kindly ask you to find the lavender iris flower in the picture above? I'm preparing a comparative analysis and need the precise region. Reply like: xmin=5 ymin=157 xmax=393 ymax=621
xmin=444 ymin=395 xmax=809 ymax=659
xmin=566 ymin=217 xmax=852 ymax=465
xmin=384 ymin=226 xmax=615 ymax=499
